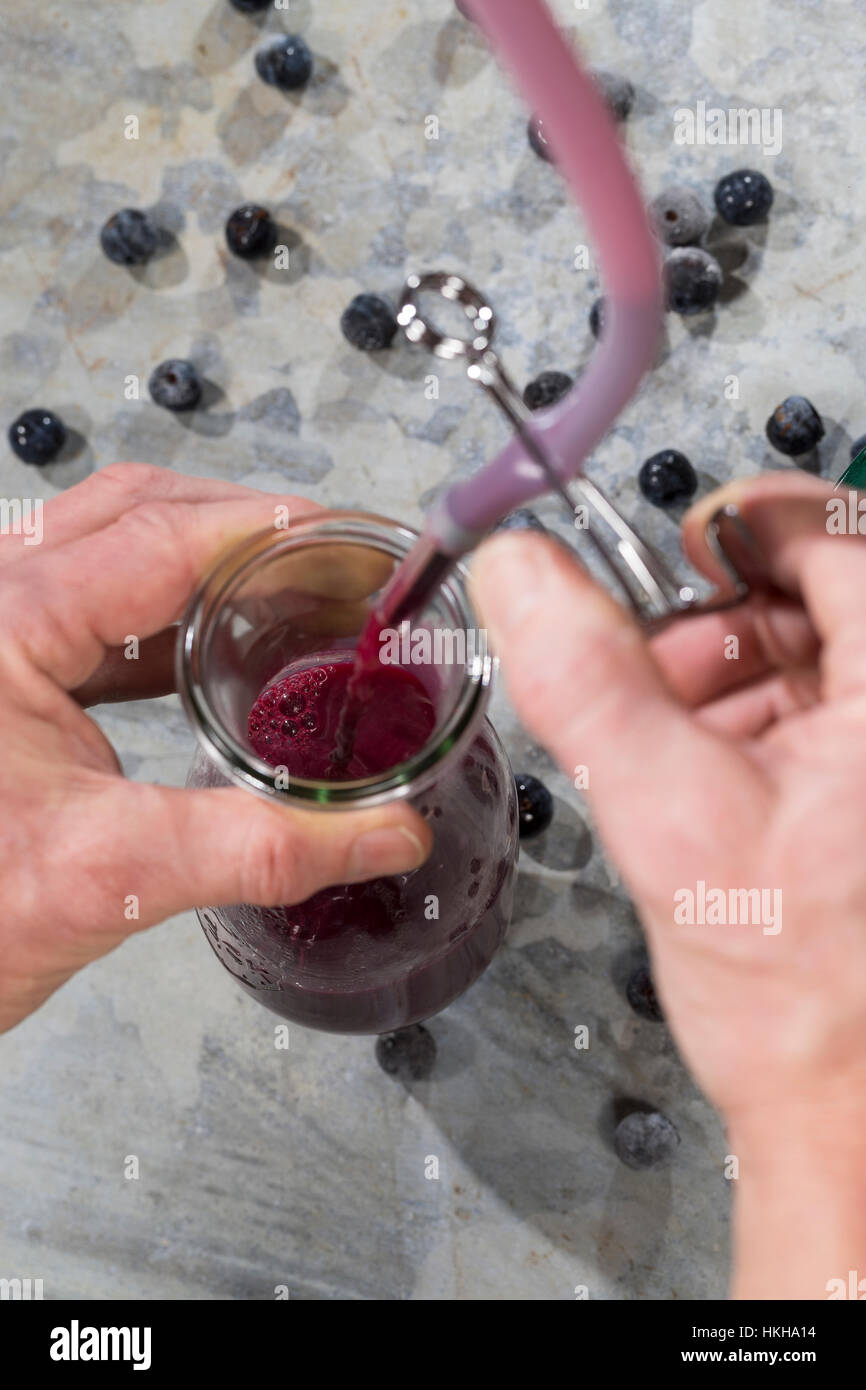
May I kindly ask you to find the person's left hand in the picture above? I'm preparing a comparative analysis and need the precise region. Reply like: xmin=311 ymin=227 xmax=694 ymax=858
xmin=0 ymin=464 xmax=430 ymax=1033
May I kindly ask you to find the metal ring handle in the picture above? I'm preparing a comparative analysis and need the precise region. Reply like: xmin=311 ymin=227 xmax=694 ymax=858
xmin=397 ymin=272 xmax=495 ymax=361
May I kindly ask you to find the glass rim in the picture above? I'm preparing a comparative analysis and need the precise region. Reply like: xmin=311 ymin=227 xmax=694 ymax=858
xmin=176 ymin=509 xmax=494 ymax=809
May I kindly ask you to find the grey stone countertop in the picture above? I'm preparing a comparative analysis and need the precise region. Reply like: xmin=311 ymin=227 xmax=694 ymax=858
xmin=1 ymin=0 xmax=860 ymax=1299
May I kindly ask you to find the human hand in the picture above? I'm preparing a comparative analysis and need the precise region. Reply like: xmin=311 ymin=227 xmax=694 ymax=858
xmin=0 ymin=464 xmax=430 ymax=1034
xmin=471 ymin=471 xmax=866 ymax=1297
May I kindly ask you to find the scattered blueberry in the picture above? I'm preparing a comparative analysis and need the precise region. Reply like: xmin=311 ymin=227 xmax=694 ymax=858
xmin=714 ymin=168 xmax=774 ymax=227
xmin=493 ymin=509 xmax=547 ymax=534
xmin=229 ymin=0 xmax=271 ymax=11
xmin=375 ymin=1024 xmax=436 ymax=1081
xmin=527 ymin=114 xmax=553 ymax=163
xmin=589 ymin=296 xmax=606 ymax=340
xmin=765 ymin=395 xmax=824 ymax=457
xmin=850 ymin=433 xmax=866 ymax=462
xmin=592 ymin=69 xmax=635 ymax=122
xmin=664 ymin=247 xmax=722 ymax=316
xmin=225 ymin=204 xmax=276 ymax=259
xmin=515 ymin=773 xmax=553 ymax=839
xmin=638 ymin=449 xmax=698 ymax=507
xmin=651 ymin=185 xmax=710 ymax=248
xmin=626 ymin=964 xmax=664 ymax=1022
xmin=100 ymin=208 xmax=158 ymax=266
xmin=614 ymin=1110 xmax=680 ymax=1170
xmin=340 ymin=293 xmax=398 ymax=351
xmin=255 ymin=34 xmax=313 ymax=91
xmin=148 ymin=359 xmax=202 ymax=412
xmin=8 ymin=408 xmax=66 ymax=465
xmin=523 ymin=370 xmax=573 ymax=412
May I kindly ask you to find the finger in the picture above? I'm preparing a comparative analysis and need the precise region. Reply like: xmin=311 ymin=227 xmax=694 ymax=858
xmin=683 ymin=474 xmax=866 ymax=695
xmin=72 ymin=592 xmax=381 ymax=707
xmin=682 ymin=472 xmax=837 ymax=590
xmin=12 ymin=497 xmax=386 ymax=690
xmin=650 ymin=593 xmax=819 ymax=708
xmin=82 ymin=782 xmax=434 ymax=935
xmin=0 ymin=463 xmax=310 ymax=561
xmin=72 ymin=627 xmax=179 ymax=706
xmin=695 ymin=668 xmax=821 ymax=738
xmin=470 ymin=532 xmax=723 ymax=808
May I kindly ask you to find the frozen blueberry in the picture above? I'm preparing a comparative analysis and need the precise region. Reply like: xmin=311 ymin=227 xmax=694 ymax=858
xmin=626 ymin=964 xmax=664 ymax=1022
xmin=614 ymin=1110 xmax=680 ymax=1170
xmin=493 ymin=509 xmax=547 ymax=534
xmin=527 ymin=114 xmax=553 ymax=162
xmin=765 ymin=396 xmax=824 ymax=457
xmin=850 ymin=433 xmax=866 ymax=462
xmin=8 ymin=408 xmax=66 ymax=465
xmin=229 ymin=0 xmax=271 ymax=11
xmin=148 ymin=359 xmax=202 ymax=412
xmin=664 ymin=247 xmax=722 ymax=316
xmin=714 ymin=168 xmax=774 ymax=227
xmin=255 ymin=34 xmax=313 ymax=90
xmin=375 ymin=1024 xmax=436 ymax=1081
xmin=100 ymin=208 xmax=158 ymax=266
xmin=651 ymin=185 xmax=710 ymax=247
xmin=592 ymin=69 xmax=635 ymax=122
xmin=515 ymin=773 xmax=553 ymax=839
xmin=523 ymin=370 xmax=573 ymax=412
xmin=638 ymin=449 xmax=698 ymax=507
xmin=589 ymin=296 xmax=606 ymax=340
xmin=340 ymin=293 xmax=398 ymax=351
xmin=225 ymin=204 xmax=276 ymax=259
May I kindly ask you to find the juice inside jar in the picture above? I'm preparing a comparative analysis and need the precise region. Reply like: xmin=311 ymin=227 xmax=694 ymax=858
xmin=222 ymin=650 xmax=516 ymax=1033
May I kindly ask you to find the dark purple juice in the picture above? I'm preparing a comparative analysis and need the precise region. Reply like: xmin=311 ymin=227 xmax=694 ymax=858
xmin=199 ymin=652 xmax=517 ymax=1034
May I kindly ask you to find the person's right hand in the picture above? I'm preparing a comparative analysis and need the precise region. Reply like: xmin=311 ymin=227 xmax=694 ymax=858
xmin=471 ymin=471 xmax=866 ymax=1298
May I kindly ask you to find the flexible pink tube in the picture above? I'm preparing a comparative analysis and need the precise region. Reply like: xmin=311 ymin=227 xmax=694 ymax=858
xmin=435 ymin=0 xmax=663 ymax=544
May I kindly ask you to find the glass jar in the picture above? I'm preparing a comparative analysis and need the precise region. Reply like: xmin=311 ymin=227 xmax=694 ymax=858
xmin=177 ymin=510 xmax=518 ymax=1035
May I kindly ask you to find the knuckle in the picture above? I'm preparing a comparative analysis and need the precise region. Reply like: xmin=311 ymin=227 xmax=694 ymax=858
xmin=242 ymin=813 xmax=302 ymax=905
xmin=113 ymin=499 xmax=187 ymax=556
xmin=97 ymin=461 xmax=169 ymax=500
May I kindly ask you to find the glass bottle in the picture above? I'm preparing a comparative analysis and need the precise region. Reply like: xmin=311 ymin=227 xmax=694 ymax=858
xmin=177 ymin=510 xmax=518 ymax=1034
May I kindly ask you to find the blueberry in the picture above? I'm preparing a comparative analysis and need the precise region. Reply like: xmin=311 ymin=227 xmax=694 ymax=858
xmin=255 ymin=34 xmax=313 ymax=91
xmin=515 ymin=773 xmax=553 ymax=839
xmin=626 ymin=964 xmax=664 ymax=1022
xmin=527 ymin=114 xmax=553 ymax=163
xmin=340 ymin=293 xmax=398 ymax=351
xmin=765 ymin=395 xmax=824 ymax=457
xmin=225 ymin=203 xmax=276 ymax=259
xmin=493 ymin=509 xmax=547 ymax=534
xmin=100 ymin=208 xmax=158 ymax=266
xmin=8 ymin=408 xmax=66 ymax=465
xmin=614 ymin=1111 xmax=680 ymax=1170
xmin=651 ymin=185 xmax=710 ymax=248
xmin=523 ymin=370 xmax=573 ymax=412
xmin=638 ymin=449 xmax=697 ymax=507
xmin=229 ymin=0 xmax=271 ymax=10
xmin=589 ymin=296 xmax=606 ymax=340
xmin=664 ymin=247 xmax=722 ymax=316
xmin=850 ymin=433 xmax=866 ymax=462
xmin=148 ymin=359 xmax=202 ymax=412
xmin=375 ymin=1024 xmax=436 ymax=1081
xmin=714 ymin=168 xmax=774 ymax=227
xmin=592 ymin=69 xmax=635 ymax=122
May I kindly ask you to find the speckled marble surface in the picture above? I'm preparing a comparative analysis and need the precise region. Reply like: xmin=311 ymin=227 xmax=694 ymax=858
xmin=0 ymin=0 xmax=861 ymax=1300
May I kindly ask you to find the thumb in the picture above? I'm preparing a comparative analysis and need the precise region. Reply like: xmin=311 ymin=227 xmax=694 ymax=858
xmin=470 ymin=532 xmax=707 ymax=806
xmin=103 ymin=782 xmax=432 ymax=929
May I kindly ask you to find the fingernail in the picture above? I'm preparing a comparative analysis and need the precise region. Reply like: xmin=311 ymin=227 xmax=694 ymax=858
xmin=348 ymin=826 xmax=427 ymax=879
